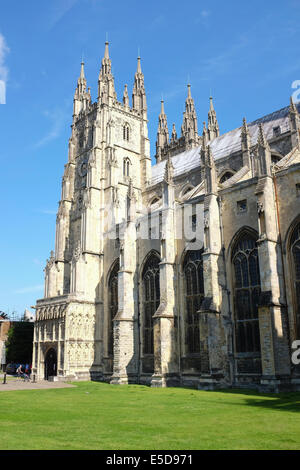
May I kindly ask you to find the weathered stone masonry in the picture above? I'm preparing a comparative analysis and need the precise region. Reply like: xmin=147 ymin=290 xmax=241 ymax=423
xmin=33 ymin=44 xmax=300 ymax=392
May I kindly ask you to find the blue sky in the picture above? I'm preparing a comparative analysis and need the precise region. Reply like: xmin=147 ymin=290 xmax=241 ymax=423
xmin=1 ymin=0 xmax=300 ymax=318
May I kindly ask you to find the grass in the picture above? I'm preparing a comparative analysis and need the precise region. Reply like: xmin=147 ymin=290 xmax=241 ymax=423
xmin=1 ymin=381 xmax=300 ymax=450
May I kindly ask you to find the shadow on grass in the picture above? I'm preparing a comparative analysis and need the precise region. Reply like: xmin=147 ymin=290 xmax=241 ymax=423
xmin=209 ymin=388 xmax=300 ymax=413
xmin=74 ymin=380 xmax=300 ymax=413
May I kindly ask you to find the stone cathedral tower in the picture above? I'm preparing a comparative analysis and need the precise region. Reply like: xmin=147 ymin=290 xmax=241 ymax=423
xmin=33 ymin=43 xmax=300 ymax=392
xmin=33 ymin=43 xmax=151 ymax=381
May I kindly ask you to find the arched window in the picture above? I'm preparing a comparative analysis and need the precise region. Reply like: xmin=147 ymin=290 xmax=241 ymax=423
xmin=183 ymin=250 xmax=204 ymax=354
xmin=220 ymin=171 xmax=234 ymax=184
xmin=232 ymin=233 xmax=261 ymax=355
xmin=142 ymin=253 xmax=160 ymax=355
xmin=150 ymin=197 xmax=159 ymax=207
xmin=181 ymin=185 xmax=194 ymax=197
xmin=108 ymin=260 xmax=119 ymax=356
xmin=123 ymin=123 xmax=130 ymax=141
xmin=123 ymin=158 xmax=130 ymax=177
xmin=290 ymin=222 xmax=300 ymax=337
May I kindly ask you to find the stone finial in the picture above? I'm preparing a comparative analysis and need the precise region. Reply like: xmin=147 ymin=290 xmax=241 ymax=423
xmin=137 ymin=56 xmax=142 ymax=74
xmin=104 ymin=41 xmax=110 ymax=59
xmin=207 ymin=96 xmax=220 ymax=141
xmin=257 ymin=123 xmax=268 ymax=148
xmin=123 ymin=84 xmax=129 ymax=107
xmin=171 ymin=123 xmax=177 ymax=142
xmin=290 ymin=96 xmax=298 ymax=114
xmin=132 ymin=55 xmax=147 ymax=113
xmin=202 ymin=121 xmax=208 ymax=148
xmin=289 ymin=96 xmax=300 ymax=148
xmin=155 ymin=99 xmax=169 ymax=161
xmin=181 ymin=83 xmax=200 ymax=148
xmin=98 ymin=41 xmax=116 ymax=102
xmin=256 ymin=123 xmax=272 ymax=176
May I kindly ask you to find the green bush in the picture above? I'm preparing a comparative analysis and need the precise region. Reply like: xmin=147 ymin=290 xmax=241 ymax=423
xmin=6 ymin=322 xmax=34 ymax=364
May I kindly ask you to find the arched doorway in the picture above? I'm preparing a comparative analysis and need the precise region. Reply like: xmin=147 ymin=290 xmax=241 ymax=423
xmin=44 ymin=348 xmax=57 ymax=380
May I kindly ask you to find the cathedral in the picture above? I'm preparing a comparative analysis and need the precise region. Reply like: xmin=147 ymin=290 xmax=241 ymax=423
xmin=32 ymin=42 xmax=300 ymax=392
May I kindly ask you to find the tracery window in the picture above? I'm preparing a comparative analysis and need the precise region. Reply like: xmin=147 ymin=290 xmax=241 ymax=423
xmin=232 ymin=233 xmax=261 ymax=354
xmin=123 ymin=158 xmax=130 ymax=177
xmin=220 ymin=171 xmax=234 ymax=183
xmin=291 ymin=223 xmax=300 ymax=337
xmin=183 ymin=250 xmax=204 ymax=354
xmin=108 ymin=260 xmax=119 ymax=356
xmin=123 ymin=123 xmax=130 ymax=141
xmin=142 ymin=253 xmax=160 ymax=355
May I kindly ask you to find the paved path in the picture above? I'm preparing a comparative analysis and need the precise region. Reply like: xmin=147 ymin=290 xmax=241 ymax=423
xmin=0 ymin=376 xmax=75 ymax=391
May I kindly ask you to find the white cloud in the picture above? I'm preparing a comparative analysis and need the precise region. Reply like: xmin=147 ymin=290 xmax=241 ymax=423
xmin=200 ymin=10 xmax=210 ymax=17
xmin=33 ymin=107 xmax=68 ymax=148
xmin=47 ymin=0 xmax=79 ymax=30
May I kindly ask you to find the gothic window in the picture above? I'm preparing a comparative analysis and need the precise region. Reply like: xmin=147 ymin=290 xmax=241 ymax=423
xmin=183 ymin=250 xmax=204 ymax=354
xmin=123 ymin=158 xmax=130 ymax=177
xmin=150 ymin=197 xmax=159 ymax=207
xmin=290 ymin=222 xmax=300 ymax=337
xmin=220 ymin=171 xmax=234 ymax=183
xmin=108 ymin=260 xmax=119 ymax=356
xmin=123 ymin=123 xmax=130 ymax=141
xmin=232 ymin=233 xmax=261 ymax=354
xmin=142 ymin=253 xmax=160 ymax=355
xmin=181 ymin=185 xmax=194 ymax=197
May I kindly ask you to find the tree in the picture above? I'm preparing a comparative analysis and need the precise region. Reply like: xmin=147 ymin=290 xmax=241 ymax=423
xmin=5 ymin=322 xmax=34 ymax=364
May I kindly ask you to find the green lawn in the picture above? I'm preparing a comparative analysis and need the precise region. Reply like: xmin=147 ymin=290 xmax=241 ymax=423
xmin=1 ymin=381 xmax=300 ymax=450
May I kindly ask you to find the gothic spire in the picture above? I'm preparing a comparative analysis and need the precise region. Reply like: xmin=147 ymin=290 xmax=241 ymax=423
xmin=155 ymin=99 xmax=169 ymax=162
xmin=290 ymin=96 xmax=298 ymax=113
xmin=171 ymin=123 xmax=177 ymax=143
xmin=207 ymin=96 xmax=220 ymax=141
xmin=256 ymin=123 xmax=271 ymax=176
xmin=289 ymin=96 xmax=300 ymax=148
xmin=202 ymin=121 xmax=208 ymax=148
xmin=104 ymin=40 xmax=110 ymax=60
xmin=73 ymin=60 xmax=89 ymax=117
xmin=123 ymin=84 xmax=129 ymax=107
xmin=132 ymin=55 xmax=147 ymax=113
xmin=98 ymin=41 xmax=116 ymax=103
xmin=241 ymin=117 xmax=251 ymax=168
xmin=257 ymin=123 xmax=268 ymax=148
xmin=75 ymin=61 xmax=87 ymax=97
xmin=241 ymin=117 xmax=251 ymax=150
xmin=181 ymin=84 xmax=200 ymax=149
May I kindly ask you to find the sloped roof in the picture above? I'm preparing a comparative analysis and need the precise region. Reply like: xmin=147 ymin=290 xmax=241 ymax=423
xmin=150 ymin=103 xmax=298 ymax=186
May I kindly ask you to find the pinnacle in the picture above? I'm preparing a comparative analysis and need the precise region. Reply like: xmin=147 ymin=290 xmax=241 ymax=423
xmin=290 ymin=96 xmax=297 ymax=113
xmin=242 ymin=117 xmax=248 ymax=132
xmin=80 ymin=61 xmax=85 ymax=79
xmin=258 ymin=123 xmax=267 ymax=147
xmin=104 ymin=41 xmax=110 ymax=59
xmin=137 ymin=56 xmax=142 ymax=74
